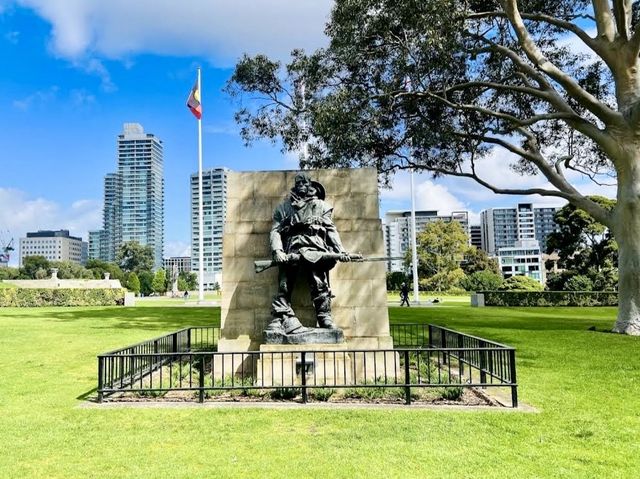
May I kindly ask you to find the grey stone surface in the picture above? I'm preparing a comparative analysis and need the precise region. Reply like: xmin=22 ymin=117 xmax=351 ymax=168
xmin=264 ymin=328 xmax=345 ymax=345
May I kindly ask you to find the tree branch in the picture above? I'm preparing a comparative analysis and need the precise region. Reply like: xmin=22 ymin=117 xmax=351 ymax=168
xmin=592 ymin=0 xmax=617 ymax=41
xmin=501 ymin=0 xmax=622 ymax=126
xmin=468 ymin=10 xmax=607 ymax=59
xmin=612 ymin=0 xmax=633 ymax=40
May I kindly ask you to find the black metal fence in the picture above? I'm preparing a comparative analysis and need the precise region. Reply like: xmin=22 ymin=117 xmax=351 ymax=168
xmin=97 ymin=324 xmax=517 ymax=407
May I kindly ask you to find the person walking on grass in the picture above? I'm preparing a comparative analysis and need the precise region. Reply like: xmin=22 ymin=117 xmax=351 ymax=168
xmin=400 ymin=282 xmax=410 ymax=307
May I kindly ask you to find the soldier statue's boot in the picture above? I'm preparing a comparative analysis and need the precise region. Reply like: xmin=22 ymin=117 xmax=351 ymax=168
xmin=282 ymin=316 xmax=308 ymax=334
xmin=265 ymin=318 xmax=284 ymax=334
xmin=317 ymin=315 xmax=337 ymax=329
xmin=313 ymin=291 xmax=336 ymax=329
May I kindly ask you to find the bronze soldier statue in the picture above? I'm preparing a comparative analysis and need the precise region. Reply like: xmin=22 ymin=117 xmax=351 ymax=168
xmin=267 ymin=172 xmax=351 ymax=334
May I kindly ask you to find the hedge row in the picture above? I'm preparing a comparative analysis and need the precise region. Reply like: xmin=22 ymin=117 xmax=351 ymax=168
xmin=0 ymin=288 xmax=126 ymax=307
xmin=479 ymin=291 xmax=618 ymax=307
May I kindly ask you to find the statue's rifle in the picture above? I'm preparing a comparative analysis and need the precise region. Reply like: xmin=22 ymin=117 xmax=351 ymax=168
xmin=254 ymin=251 xmax=404 ymax=274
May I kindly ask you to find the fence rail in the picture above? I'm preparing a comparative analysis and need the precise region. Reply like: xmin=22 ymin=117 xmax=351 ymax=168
xmin=97 ymin=324 xmax=517 ymax=407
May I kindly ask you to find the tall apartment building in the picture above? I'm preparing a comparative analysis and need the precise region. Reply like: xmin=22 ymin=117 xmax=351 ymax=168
xmin=480 ymin=203 xmax=560 ymax=255
xmin=19 ymin=230 xmax=87 ymax=266
xmin=89 ymin=123 xmax=164 ymax=268
xmin=190 ymin=167 xmax=229 ymax=288
xmin=383 ymin=210 xmax=470 ymax=272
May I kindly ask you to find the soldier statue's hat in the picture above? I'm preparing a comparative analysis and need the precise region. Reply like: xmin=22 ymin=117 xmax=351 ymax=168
xmin=294 ymin=172 xmax=325 ymax=200
xmin=310 ymin=180 xmax=326 ymax=200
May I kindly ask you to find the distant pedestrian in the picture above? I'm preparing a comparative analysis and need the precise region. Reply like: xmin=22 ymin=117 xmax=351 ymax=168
xmin=400 ymin=282 xmax=410 ymax=307
xmin=183 ymin=290 xmax=189 ymax=301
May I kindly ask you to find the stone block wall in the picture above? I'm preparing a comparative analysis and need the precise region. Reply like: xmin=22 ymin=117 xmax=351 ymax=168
xmin=218 ymin=168 xmax=392 ymax=353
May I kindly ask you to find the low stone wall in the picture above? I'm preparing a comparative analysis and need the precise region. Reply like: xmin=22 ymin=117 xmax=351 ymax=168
xmin=219 ymin=168 xmax=392 ymax=353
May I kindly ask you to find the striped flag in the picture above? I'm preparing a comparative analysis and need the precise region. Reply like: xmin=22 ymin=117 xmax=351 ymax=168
xmin=186 ymin=80 xmax=202 ymax=119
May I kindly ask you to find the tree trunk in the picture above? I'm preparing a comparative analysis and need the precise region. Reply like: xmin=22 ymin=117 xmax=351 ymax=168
xmin=613 ymin=163 xmax=640 ymax=335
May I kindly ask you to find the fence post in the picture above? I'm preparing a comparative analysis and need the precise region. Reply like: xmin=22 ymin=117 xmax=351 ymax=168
xmin=440 ymin=329 xmax=447 ymax=365
xmin=479 ymin=340 xmax=487 ymax=386
xmin=172 ymin=333 xmax=178 ymax=354
xmin=301 ymin=352 xmax=308 ymax=404
xmin=509 ymin=349 xmax=518 ymax=408
xmin=404 ymin=350 xmax=411 ymax=405
xmin=457 ymin=334 xmax=464 ymax=376
xmin=97 ymin=356 xmax=104 ymax=403
xmin=187 ymin=329 xmax=192 ymax=352
xmin=427 ymin=324 xmax=433 ymax=348
xmin=198 ymin=355 xmax=205 ymax=403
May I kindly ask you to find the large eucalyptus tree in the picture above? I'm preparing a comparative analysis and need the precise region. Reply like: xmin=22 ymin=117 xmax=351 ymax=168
xmin=227 ymin=0 xmax=640 ymax=334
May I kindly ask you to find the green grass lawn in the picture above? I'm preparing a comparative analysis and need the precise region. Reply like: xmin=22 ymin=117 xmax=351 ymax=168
xmin=0 ymin=304 xmax=638 ymax=478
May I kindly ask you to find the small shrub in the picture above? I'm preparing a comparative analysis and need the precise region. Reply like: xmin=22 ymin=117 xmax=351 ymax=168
xmin=271 ymin=388 xmax=299 ymax=400
xmin=440 ymin=386 xmax=464 ymax=401
xmin=480 ymin=290 xmax=618 ymax=307
xmin=310 ymin=388 xmax=335 ymax=402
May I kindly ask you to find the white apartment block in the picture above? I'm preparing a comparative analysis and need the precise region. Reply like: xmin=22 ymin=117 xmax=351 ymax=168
xmin=481 ymin=203 xmax=560 ymax=256
xmin=497 ymin=239 xmax=545 ymax=284
xmin=20 ymin=230 xmax=86 ymax=266
xmin=191 ymin=167 xmax=229 ymax=289
xmin=383 ymin=210 xmax=470 ymax=272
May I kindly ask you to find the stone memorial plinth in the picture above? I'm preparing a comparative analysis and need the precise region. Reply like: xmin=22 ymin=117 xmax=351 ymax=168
xmin=256 ymin=343 xmax=353 ymax=387
xmin=217 ymin=168 xmax=394 ymax=377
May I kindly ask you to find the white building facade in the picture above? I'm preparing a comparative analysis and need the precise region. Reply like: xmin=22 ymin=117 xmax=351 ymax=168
xmin=190 ymin=167 xmax=229 ymax=289
xmin=20 ymin=230 xmax=86 ymax=265
xmin=481 ymin=203 xmax=560 ymax=255
xmin=497 ymin=239 xmax=545 ymax=284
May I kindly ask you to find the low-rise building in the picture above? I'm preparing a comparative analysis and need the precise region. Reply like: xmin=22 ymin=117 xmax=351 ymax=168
xmin=497 ymin=239 xmax=544 ymax=284
xmin=19 ymin=230 xmax=86 ymax=266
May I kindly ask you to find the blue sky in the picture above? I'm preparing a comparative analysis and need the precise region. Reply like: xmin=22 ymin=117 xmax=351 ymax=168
xmin=0 ymin=1 xmax=612 ymax=265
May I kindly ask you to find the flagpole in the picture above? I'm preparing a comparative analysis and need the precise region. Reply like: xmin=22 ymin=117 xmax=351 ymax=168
xmin=197 ymin=67 xmax=205 ymax=303
xmin=410 ymin=168 xmax=419 ymax=303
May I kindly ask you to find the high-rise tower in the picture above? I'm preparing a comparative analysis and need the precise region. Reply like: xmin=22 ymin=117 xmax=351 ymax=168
xmin=190 ymin=167 xmax=229 ymax=288
xmin=117 ymin=123 xmax=164 ymax=268
xmin=89 ymin=123 xmax=164 ymax=268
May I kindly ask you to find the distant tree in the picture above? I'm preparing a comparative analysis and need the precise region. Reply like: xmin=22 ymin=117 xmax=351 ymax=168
xmin=500 ymin=276 xmax=544 ymax=292
xmin=212 ymin=282 xmax=220 ymax=292
xmin=177 ymin=277 xmax=189 ymax=292
xmin=410 ymin=220 xmax=470 ymax=287
xmin=545 ymin=271 xmax=575 ymax=291
xmin=461 ymin=248 xmax=500 ymax=275
xmin=461 ymin=271 xmax=504 ymax=292
xmin=152 ymin=269 xmax=167 ymax=294
xmin=420 ymin=269 xmax=466 ymax=292
xmin=386 ymin=271 xmax=407 ymax=291
xmin=49 ymin=261 xmax=93 ymax=279
xmin=546 ymin=196 xmax=617 ymax=274
xmin=126 ymin=272 xmax=140 ymax=295
xmin=116 ymin=241 xmax=154 ymax=274
xmin=179 ymin=271 xmax=198 ymax=291
xmin=85 ymin=259 xmax=125 ymax=282
xmin=20 ymin=256 xmax=50 ymax=279
xmin=138 ymin=271 xmax=154 ymax=297
xmin=565 ymin=274 xmax=594 ymax=292
xmin=0 ymin=267 xmax=20 ymax=281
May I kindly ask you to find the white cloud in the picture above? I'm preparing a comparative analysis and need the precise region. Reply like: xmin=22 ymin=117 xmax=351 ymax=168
xmin=12 ymin=86 xmax=59 ymax=110
xmin=11 ymin=0 xmax=333 ymax=65
xmin=165 ymin=241 xmax=191 ymax=258
xmin=0 ymin=188 xmax=101 ymax=265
